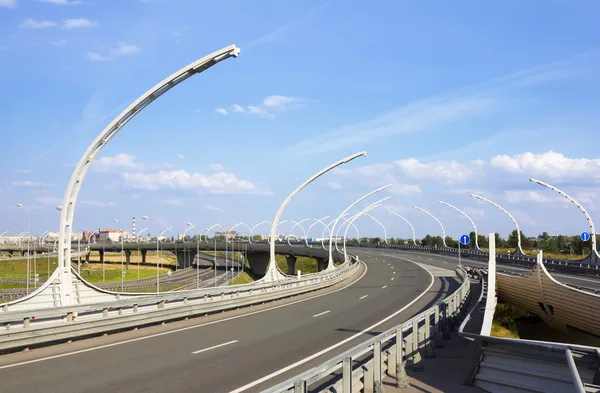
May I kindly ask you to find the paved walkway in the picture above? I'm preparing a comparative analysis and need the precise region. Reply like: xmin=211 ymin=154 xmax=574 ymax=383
xmin=382 ymin=276 xmax=486 ymax=393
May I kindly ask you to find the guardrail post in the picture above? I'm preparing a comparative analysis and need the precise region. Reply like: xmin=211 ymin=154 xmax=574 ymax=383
xmin=412 ymin=319 xmax=423 ymax=371
xmin=23 ymin=317 xmax=30 ymax=328
xmin=374 ymin=341 xmax=383 ymax=391
xmin=133 ymin=304 xmax=138 ymax=313
xmin=103 ymin=308 xmax=108 ymax=318
xmin=343 ymin=357 xmax=353 ymax=393
xmin=424 ymin=311 xmax=435 ymax=358
xmin=293 ymin=379 xmax=307 ymax=393
xmin=363 ymin=361 xmax=374 ymax=393
xmin=442 ymin=303 xmax=451 ymax=340
xmin=184 ymin=298 xmax=189 ymax=306
xmin=434 ymin=305 xmax=443 ymax=345
xmin=395 ymin=327 xmax=410 ymax=388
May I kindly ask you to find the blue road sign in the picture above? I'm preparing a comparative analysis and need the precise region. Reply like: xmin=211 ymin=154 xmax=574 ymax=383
xmin=581 ymin=231 xmax=591 ymax=242
xmin=460 ymin=235 xmax=471 ymax=246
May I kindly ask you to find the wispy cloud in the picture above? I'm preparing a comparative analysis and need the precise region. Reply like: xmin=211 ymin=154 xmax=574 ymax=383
xmin=491 ymin=151 xmax=600 ymax=181
xmin=15 ymin=169 xmax=31 ymax=174
xmin=279 ymin=50 xmax=595 ymax=156
xmin=0 ymin=0 xmax=17 ymax=9
xmin=226 ymin=95 xmax=301 ymax=119
xmin=52 ymin=39 xmax=67 ymax=46
xmin=210 ymin=163 xmax=224 ymax=171
xmin=92 ymin=153 xmax=143 ymax=172
xmin=326 ymin=181 xmax=342 ymax=190
xmin=36 ymin=196 xmax=62 ymax=206
xmin=12 ymin=181 xmax=55 ymax=188
xmin=177 ymin=153 xmax=185 ymax=160
xmin=37 ymin=0 xmax=82 ymax=5
xmin=215 ymin=108 xmax=228 ymax=116
xmin=87 ymin=52 xmax=111 ymax=62
xmin=165 ymin=199 xmax=183 ymax=206
xmin=20 ymin=17 xmax=96 ymax=29
xmin=81 ymin=200 xmax=115 ymax=207
xmin=87 ymin=42 xmax=139 ymax=62
xmin=62 ymin=18 xmax=95 ymax=29
xmin=20 ymin=19 xmax=58 ymax=29
xmin=204 ymin=205 xmax=224 ymax=212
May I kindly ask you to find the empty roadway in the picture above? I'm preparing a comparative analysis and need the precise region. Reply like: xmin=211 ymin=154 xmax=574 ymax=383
xmin=0 ymin=248 xmax=459 ymax=393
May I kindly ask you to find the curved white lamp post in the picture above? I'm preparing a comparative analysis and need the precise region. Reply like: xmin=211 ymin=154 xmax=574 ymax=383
xmin=328 ymin=184 xmax=393 ymax=269
xmin=55 ymin=45 xmax=240 ymax=305
xmin=364 ymin=213 xmax=388 ymax=244
xmin=229 ymin=222 xmax=253 ymax=243
xmin=438 ymin=200 xmax=481 ymax=250
xmin=343 ymin=197 xmax=390 ymax=262
xmin=205 ymin=223 xmax=229 ymax=243
xmin=250 ymin=221 xmax=271 ymax=243
xmin=387 ymin=210 xmax=417 ymax=246
xmin=414 ymin=206 xmax=448 ymax=248
xmin=185 ymin=222 xmax=202 ymax=289
xmin=141 ymin=215 xmax=164 ymax=294
xmin=470 ymin=194 xmax=524 ymax=254
xmin=530 ymin=178 xmax=599 ymax=260
xmin=334 ymin=215 xmax=361 ymax=251
xmin=266 ymin=151 xmax=367 ymax=282
xmin=135 ymin=227 xmax=149 ymax=280
xmin=288 ymin=219 xmax=309 ymax=247
xmin=306 ymin=216 xmax=330 ymax=248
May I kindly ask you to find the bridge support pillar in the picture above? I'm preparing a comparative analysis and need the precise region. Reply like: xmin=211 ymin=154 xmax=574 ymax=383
xmin=99 ymin=249 xmax=104 ymax=265
xmin=141 ymin=250 xmax=147 ymax=265
xmin=286 ymin=255 xmax=297 ymax=275
xmin=85 ymin=252 xmax=90 ymax=263
xmin=125 ymin=250 xmax=131 ymax=267
xmin=20 ymin=250 xmax=25 ymax=257
xmin=316 ymin=257 xmax=327 ymax=272
xmin=7 ymin=251 xmax=12 ymax=257
xmin=246 ymin=251 xmax=270 ymax=276
xmin=176 ymin=250 xmax=197 ymax=269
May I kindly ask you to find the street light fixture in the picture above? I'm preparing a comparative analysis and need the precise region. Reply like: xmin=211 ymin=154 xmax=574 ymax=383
xmin=185 ymin=222 xmax=202 ymax=289
xmin=438 ymin=201 xmax=481 ymax=250
xmin=342 ymin=197 xmax=390 ymax=263
xmin=141 ymin=215 xmax=162 ymax=294
xmin=470 ymin=194 xmax=524 ymax=255
xmin=333 ymin=215 xmax=361 ymax=253
xmin=364 ymin=213 xmax=388 ymax=245
xmin=16 ymin=203 xmax=31 ymax=295
xmin=414 ymin=206 xmax=448 ymax=248
xmin=113 ymin=219 xmax=125 ymax=291
xmin=387 ymin=210 xmax=417 ymax=246
xmin=287 ymin=219 xmax=309 ymax=247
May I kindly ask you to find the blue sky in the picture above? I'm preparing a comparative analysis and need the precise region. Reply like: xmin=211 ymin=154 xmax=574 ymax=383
xmin=1 ymin=0 xmax=600 ymax=241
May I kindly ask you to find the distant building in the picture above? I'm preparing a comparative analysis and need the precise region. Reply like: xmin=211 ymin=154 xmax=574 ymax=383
xmin=98 ymin=228 xmax=129 ymax=242
xmin=215 ymin=231 xmax=238 ymax=240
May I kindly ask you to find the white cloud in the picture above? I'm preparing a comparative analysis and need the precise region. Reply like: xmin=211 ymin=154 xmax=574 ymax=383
xmin=93 ymin=153 xmax=143 ymax=172
xmin=327 ymin=181 xmax=342 ymax=190
xmin=87 ymin=52 xmax=111 ymax=62
xmin=20 ymin=19 xmax=58 ymax=29
xmin=210 ymin=163 xmax=224 ymax=171
xmin=113 ymin=42 xmax=139 ymax=55
xmin=16 ymin=169 xmax=31 ymax=174
xmin=0 ymin=0 xmax=17 ymax=8
xmin=463 ymin=207 xmax=485 ymax=221
xmin=177 ymin=153 xmax=185 ymax=160
xmin=229 ymin=104 xmax=274 ymax=118
xmin=382 ymin=203 xmax=407 ymax=213
xmin=165 ymin=199 xmax=183 ymax=206
xmin=62 ymin=18 xmax=96 ymax=29
xmin=505 ymin=190 xmax=553 ymax=204
xmin=204 ymin=205 xmax=224 ymax=212
xmin=120 ymin=169 xmax=272 ymax=195
xmin=263 ymin=95 xmax=297 ymax=108
xmin=215 ymin=108 xmax=228 ymax=116
xmin=37 ymin=0 xmax=82 ymax=4
xmin=395 ymin=158 xmax=483 ymax=184
xmin=36 ymin=196 xmax=62 ymax=206
xmin=490 ymin=151 xmax=600 ymax=180
xmin=389 ymin=183 xmax=422 ymax=196
xmin=52 ymin=39 xmax=67 ymax=46
xmin=80 ymin=200 xmax=115 ymax=207
xmin=173 ymin=32 xmax=183 ymax=37
xmin=12 ymin=181 xmax=55 ymax=188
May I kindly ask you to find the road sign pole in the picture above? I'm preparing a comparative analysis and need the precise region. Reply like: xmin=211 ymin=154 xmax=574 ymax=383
xmin=458 ymin=240 xmax=461 ymax=268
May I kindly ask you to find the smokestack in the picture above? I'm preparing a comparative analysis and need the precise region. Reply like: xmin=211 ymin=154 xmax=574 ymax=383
xmin=132 ymin=217 xmax=136 ymax=239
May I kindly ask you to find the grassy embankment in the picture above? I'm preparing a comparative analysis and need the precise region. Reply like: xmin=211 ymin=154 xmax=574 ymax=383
xmin=491 ymin=303 xmax=535 ymax=338
xmin=200 ymin=251 xmax=318 ymax=285
xmin=0 ymin=252 xmax=170 ymax=289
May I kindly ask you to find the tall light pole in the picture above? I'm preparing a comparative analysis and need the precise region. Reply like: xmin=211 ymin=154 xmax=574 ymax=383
xmin=113 ymin=219 xmax=125 ymax=291
xmin=470 ymin=194 xmax=524 ymax=255
xmin=343 ymin=198 xmax=390 ymax=262
xmin=57 ymin=205 xmax=83 ymax=275
xmin=439 ymin=201 xmax=481 ymax=250
xmin=250 ymin=221 xmax=271 ymax=244
xmin=387 ymin=210 xmax=417 ymax=246
xmin=16 ymin=203 xmax=31 ymax=295
xmin=414 ymin=206 xmax=448 ymax=248
xmin=228 ymin=222 xmax=253 ymax=243
xmin=136 ymin=227 xmax=149 ymax=280
xmin=328 ymin=184 xmax=393 ymax=269
xmin=206 ymin=224 xmax=227 ymax=286
xmin=364 ymin=213 xmax=388 ymax=245
xmin=306 ymin=216 xmax=330 ymax=248
xmin=141 ymin=216 xmax=162 ymax=294
xmin=529 ymin=178 xmax=599 ymax=261
xmin=185 ymin=222 xmax=201 ymax=289
xmin=334 ymin=215 xmax=361 ymax=251
xmin=287 ymin=218 xmax=309 ymax=247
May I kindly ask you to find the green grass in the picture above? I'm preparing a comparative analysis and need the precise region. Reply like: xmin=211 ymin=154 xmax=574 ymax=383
xmin=491 ymin=303 xmax=534 ymax=339
xmin=0 ymin=283 xmax=28 ymax=289
xmin=482 ymin=247 xmax=587 ymax=260
xmin=0 ymin=256 xmax=58 ymax=280
xmin=229 ymin=272 xmax=255 ymax=285
xmin=275 ymin=255 xmax=318 ymax=274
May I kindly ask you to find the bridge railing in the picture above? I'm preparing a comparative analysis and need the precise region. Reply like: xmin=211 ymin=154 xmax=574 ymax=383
xmin=263 ymin=267 xmax=472 ymax=393
xmin=0 ymin=254 xmax=362 ymax=353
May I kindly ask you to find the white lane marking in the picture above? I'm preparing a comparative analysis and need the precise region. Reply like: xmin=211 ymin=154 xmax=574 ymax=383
xmin=393 ymin=271 xmax=396 ymax=274
xmin=443 ymin=261 xmax=448 ymax=264
xmin=229 ymin=255 xmax=435 ymax=393
xmin=0 ymin=262 xmax=369 ymax=371
xmin=391 ymin=277 xmax=394 ymax=281
xmin=312 ymin=310 xmax=331 ymax=318
xmin=359 ymin=295 xmax=368 ymax=300
xmin=192 ymin=340 xmax=238 ymax=354
xmin=381 ymin=285 xmax=388 ymax=289
xmin=428 ymin=258 xmax=433 ymax=261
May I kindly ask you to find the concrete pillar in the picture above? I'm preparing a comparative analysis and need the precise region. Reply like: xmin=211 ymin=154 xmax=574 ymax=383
xmin=141 ymin=249 xmax=147 ymax=265
xmin=246 ymin=252 xmax=270 ymax=276
xmin=20 ymin=250 xmax=25 ymax=257
xmin=286 ymin=255 xmax=297 ymax=275
xmin=176 ymin=250 xmax=197 ymax=269
xmin=85 ymin=252 xmax=90 ymax=263
xmin=125 ymin=250 xmax=131 ymax=266
xmin=316 ymin=257 xmax=327 ymax=272
xmin=99 ymin=249 xmax=104 ymax=265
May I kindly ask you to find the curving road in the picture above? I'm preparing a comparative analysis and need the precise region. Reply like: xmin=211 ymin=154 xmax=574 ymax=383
xmin=0 ymin=249 xmax=461 ymax=393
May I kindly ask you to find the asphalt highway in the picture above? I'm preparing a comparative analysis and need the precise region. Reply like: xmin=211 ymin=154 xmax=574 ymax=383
xmin=0 ymin=249 xmax=460 ymax=393
xmin=374 ymin=248 xmax=600 ymax=290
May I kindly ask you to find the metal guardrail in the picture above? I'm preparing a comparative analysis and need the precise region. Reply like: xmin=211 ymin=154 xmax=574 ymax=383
xmin=0 ymin=256 xmax=361 ymax=352
xmin=263 ymin=268 xmax=471 ymax=393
